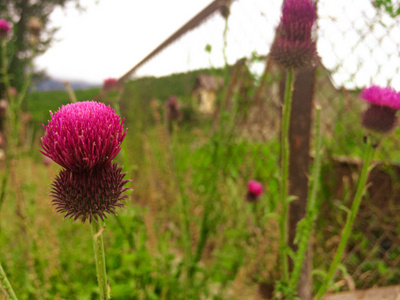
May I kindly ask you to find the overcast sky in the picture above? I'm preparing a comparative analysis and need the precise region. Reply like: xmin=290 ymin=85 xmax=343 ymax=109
xmin=35 ymin=0 xmax=220 ymax=84
xmin=34 ymin=0 xmax=400 ymax=90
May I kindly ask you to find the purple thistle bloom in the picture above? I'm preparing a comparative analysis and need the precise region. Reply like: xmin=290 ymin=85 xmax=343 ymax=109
xmin=360 ymin=85 xmax=400 ymax=133
xmin=360 ymin=85 xmax=400 ymax=110
xmin=40 ymin=101 xmax=126 ymax=172
xmin=103 ymin=78 xmax=122 ymax=91
xmin=51 ymin=163 xmax=130 ymax=222
xmin=281 ymin=0 xmax=316 ymax=40
xmin=270 ymin=0 xmax=317 ymax=69
xmin=166 ymin=95 xmax=181 ymax=120
xmin=246 ymin=180 xmax=263 ymax=202
xmin=0 ymin=19 xmax=11 ymax=39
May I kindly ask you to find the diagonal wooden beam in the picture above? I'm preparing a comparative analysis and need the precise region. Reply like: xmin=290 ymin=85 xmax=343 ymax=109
xmin=118 ymin=0 xmax=231 ymax=83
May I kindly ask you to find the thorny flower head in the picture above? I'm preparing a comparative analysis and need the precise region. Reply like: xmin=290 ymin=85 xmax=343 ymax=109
xmin=246 ymin=180 xmax=263 ymax=203
xmin=51 ymin=163 xmax=130 ymax=222
xmin=40 ymin=101 xmax=126 ymax=172
xmin=270 ymin=0 xmax=317 ymax=69
xmin=0 ymin=19 xmax=11 ymax=39
xmin=360 ymin=85 xmax=400 ymax=133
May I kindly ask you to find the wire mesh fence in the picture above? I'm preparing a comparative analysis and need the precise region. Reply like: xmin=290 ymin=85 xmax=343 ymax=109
xmin=122 ymin=0 xmax=400 ymax=294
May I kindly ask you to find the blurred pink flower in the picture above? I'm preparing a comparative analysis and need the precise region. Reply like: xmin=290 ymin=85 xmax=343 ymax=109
xmin=103 ymin=78 xmax=122 ymax=91
xmin=246 ymin=180 xmax=263 ymax=202
xmin=166 ymin=95 xmax=181 ymax=120
xmin=42 ymin=155 xmax=52 ymax=166
xmin=0 ymin=19 xmax=11 ymax=39
xmin=270 ymin=0 xmax=317 ymax=69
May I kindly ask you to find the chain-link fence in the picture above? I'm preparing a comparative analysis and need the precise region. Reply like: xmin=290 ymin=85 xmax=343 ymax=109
xmin=121 ymin=0 xmax=400 ymax=295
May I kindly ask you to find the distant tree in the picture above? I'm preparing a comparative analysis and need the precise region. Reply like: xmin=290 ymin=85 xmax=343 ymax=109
xmin=0 ymin=0 xmax=84 ymax=100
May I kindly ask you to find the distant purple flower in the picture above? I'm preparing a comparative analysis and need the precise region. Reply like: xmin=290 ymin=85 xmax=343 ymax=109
xmin=0 ymin=19 xmax=11 ymax=39
xmin=51 ymin=163 xmax=130 ymax=222
xmin=166 ymin=95 xmax=181 ymax=121
xmin=270 ymin=0 xmax=317 ymax=69
xmin=360 ymin=85 xmax=400 ymax=133
xmin=246 ymin=180 xmax=263 ymax=202
xmin=103 ymin=78 xmax=122 ymax=91
xmin=40 ymin=101 xmax=126 ymax=172
xmin=42 ymin=155 xmax=52 ymax=166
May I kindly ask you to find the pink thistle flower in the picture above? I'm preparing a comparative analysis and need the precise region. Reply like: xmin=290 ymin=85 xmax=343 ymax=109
xmin=360 ymin=85 xmax=400 ymax=110
xmin=102 ymin=78 xmax=122 ymax=91
xmin=360 ymin=85 xmax=400 ymax=133
xmin=40 ymin=101 xmax=126 ymax=172
xmin=270 ymin=0 xmax=317 ymax=69
xmin=0 ymin=19 xmax=11 ymax=39
xmin=50 ymin=163 xmax=130 ymax=222
xmin=281 ymin=0 xmax=316 ymax=40
xmin=246 ymin=180 xmax=263 ymax=202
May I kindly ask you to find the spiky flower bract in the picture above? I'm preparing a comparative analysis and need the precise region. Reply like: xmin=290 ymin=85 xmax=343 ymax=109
xmin=270 ymin=0 xmax=317 ymax=69
xmin=0 ymin=19 xmax=11 ymax=39
xmin=360 ymin=85 xmax=400 ymax=133
xmin=51 ymin=163 xmax=130 ymax=222
xmin=40 ymin=101 xmax=126 ymax=172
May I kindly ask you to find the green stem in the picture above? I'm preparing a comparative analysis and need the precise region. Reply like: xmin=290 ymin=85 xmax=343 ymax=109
xmin=315 ymin=138 xmax=375 ymax=300
xmin=279 ymin=69 xmax=294 ymax=283
xmin=91 ymin=220 xmax=109 ymax=300
xmin=288 ymin=105 xmax=322 ymax=294
xmin=0 ymin=262 xmax=17 ymax=299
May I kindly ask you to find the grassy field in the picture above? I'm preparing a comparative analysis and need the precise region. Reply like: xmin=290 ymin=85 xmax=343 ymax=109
xmin=2 ymin=70 xmax=400 ymax=299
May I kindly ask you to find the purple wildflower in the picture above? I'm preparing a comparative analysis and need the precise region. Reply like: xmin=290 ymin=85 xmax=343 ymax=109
xmin=41 ymin=101 xmax=130 ymax=222
xmin=166 ymin=95 xmax=181 ymax=121
xmin=270 ymin=0 xmax=317 ymax=69
xmin=281 ymin=0 xmax=316 ymax=40
xmin=42 ymin=155 xmax=52 ymax=166
xmin=360 ymin=85 xmax=400 ymax=110
xmin=246 ymin=180 xmax=263 ymax=202
xmin=360 ymin=85 xmax=400 ymax=133
xmin=51 ymin=163 xmax=130 ymax=222
xmin=103 ymin=78 xmax=122 ymax=91
xmin=0 ymin=19 xmax=11 ymax=39
xmin=40 ymin=101 xmax=126 ymax=172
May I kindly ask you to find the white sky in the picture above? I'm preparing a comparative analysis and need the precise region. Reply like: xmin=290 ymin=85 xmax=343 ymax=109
xmin=35 ymin=0 xmax=215 ymax=84
xmin=34 ymin=0 xmax=400 ymax=90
